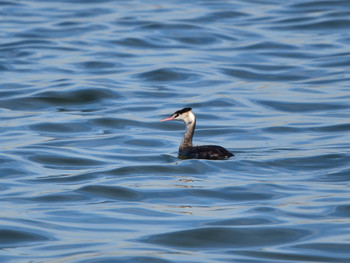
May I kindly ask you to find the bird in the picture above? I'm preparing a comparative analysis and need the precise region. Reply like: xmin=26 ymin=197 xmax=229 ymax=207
xmin=161 ymin=108 xmax=234 ymax=160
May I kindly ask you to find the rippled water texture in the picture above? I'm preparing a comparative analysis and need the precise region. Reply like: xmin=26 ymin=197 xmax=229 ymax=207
xmin=1 ymin=0 xmax=350 ymax=262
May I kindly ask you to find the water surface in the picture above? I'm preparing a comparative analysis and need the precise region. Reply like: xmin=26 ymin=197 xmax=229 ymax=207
xmin=1 ymin=0 xmax=350 ymax=262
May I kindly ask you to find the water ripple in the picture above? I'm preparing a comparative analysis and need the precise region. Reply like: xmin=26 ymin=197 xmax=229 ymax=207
xmin=136 ymin=68 xmax=202 ymax=82
xmin=142 ymin=226 xmax=311 ymax=248
xmin=256 ymin=99 xmax=349 ymax=112
xmin=0 ymin=226 xmax=52 ymax=248
xmin=2 ymin=0 xmax=350 ymax=262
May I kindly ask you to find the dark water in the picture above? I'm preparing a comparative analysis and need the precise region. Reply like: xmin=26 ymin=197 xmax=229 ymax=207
xmin=1 ymin=0 xmax=350 ymax=262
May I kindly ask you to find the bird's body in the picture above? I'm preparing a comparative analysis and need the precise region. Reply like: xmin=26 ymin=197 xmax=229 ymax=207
xmin=179 ymin=145 xmax=233 ymax=160
xmin=161 ymin=108 xmax=234 ymax=160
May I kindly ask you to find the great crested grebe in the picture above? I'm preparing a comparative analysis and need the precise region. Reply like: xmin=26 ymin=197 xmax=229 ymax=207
xmin=161 ymin=108 xmax=234 ymax=160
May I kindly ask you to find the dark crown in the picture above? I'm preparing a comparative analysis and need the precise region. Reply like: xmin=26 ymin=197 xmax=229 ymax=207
xmin=174 ymin=108 xmax=192 ymax=115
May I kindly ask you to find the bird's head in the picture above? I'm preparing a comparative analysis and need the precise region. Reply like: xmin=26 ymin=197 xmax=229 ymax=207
xmin=161 ymin=107 xmax=195 ymax=125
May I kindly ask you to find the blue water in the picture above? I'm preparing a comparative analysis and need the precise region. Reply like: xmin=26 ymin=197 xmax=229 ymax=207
xmin=1 ymin=0 xmax=350 ymax=262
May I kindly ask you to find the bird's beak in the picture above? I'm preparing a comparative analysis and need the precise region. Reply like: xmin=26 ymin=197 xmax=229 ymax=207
xmin=160 ymin=116 xmax=175 ymax=122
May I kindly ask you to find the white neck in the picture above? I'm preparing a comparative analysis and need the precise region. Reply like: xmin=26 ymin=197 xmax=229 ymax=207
xmin=179 ymin=111 xmax=196 ymax=150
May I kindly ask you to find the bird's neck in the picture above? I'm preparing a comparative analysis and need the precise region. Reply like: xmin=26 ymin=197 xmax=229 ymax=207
xmin=179 ymin=118 xmax=196 ymax=150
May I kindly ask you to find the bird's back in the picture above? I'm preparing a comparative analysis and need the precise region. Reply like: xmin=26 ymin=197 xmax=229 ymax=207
xmin=179 ymin=145 xmax=234 ymax=160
